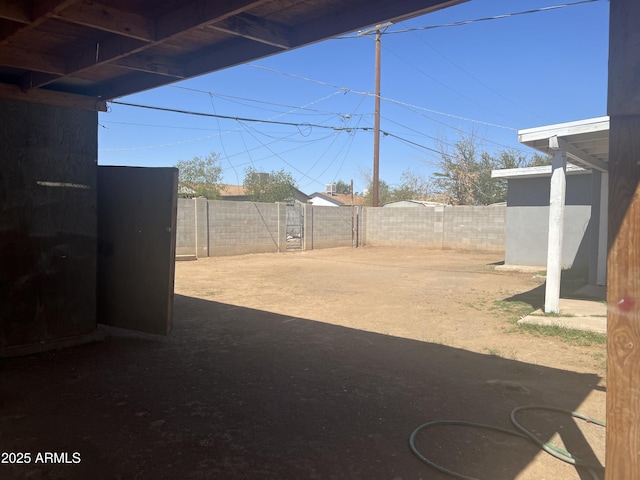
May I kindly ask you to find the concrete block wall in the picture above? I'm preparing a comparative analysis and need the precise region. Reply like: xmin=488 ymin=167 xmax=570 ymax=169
xmin=442 ymin=205 xmax=505 ymax=252
xmin=364 ymin=207 xmax=440 ymax=246
xmin=176 ymin=198 xmax=195 ymax=255
xmin=306 ymin=206 xmax=356 ymax=249
xmin=208 ymin=200 xmax=282 ymax=256
xmin=175 ymin=200 xmax=506 ymax=258
xmin=364 ymin=205 xmax=505 ymax=252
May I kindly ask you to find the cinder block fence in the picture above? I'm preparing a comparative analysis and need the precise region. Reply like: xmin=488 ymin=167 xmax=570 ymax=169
xmin=176 ymin=199 xmax=506 ymax=258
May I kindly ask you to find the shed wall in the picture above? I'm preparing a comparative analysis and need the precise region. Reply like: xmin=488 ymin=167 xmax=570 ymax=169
xmin=505 ymin=175 xmax=593 ymax=268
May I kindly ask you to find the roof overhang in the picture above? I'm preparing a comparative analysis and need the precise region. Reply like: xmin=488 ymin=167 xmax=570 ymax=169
xmin=0 ymin=0 xmax=466 ymax=111
xmin=491 ymin=163 xmax=591 ymax=180
xmin=518 ymin=116 xmax=610 ymax=172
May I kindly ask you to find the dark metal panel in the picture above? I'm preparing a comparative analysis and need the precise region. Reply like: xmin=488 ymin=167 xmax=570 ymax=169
xmin=97 ymin=166 xmax=177 ymax=335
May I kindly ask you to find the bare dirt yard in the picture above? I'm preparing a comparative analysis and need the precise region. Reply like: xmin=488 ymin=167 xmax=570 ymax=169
xmin=1 ymin=247 xmax=606 ymax=480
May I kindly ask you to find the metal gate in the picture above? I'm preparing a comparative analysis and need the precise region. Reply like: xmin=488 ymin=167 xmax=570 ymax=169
xmin=286 ymin=203 xmax=304 ymax=250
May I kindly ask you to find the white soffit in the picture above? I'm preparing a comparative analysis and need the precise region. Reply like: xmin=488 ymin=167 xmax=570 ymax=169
xmin=491 ymin=163 xmax=589 ymax=179
xmin=518 ymin=116 xmax=609 ymax=172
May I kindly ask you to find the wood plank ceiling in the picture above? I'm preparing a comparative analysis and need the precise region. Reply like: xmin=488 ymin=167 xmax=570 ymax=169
xmin=0 ymin=0 xmax=465 ymax=111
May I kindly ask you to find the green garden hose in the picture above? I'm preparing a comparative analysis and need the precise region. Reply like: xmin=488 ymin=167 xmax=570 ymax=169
xmin=409 ymin=405 xmax=605 ymax=480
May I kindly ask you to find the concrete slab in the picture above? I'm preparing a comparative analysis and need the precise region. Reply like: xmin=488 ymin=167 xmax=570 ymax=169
xmin=518 ymin=298 xmax=607 ymax=335
xmin=556 ymin=298 xmax=607 ymax=316
xmin=573 ymin=284 xmax=606 ymax=300
xmin=518 ymin=315 xmax=607 ymax=335
xmin=495 ymin=264 xmax=545 ymax=274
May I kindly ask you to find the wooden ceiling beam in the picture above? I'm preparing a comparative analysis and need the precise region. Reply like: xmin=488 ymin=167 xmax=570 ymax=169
xmin=17 ymin=0 xmax=273 ymax=88
xmin=112 ymin=54 xmax=186 ymax=78
xmin=52 ymin=1 xmax=156 ymax=42
xmin=93 ymin=39 xmax=279 ymax=100
xmin=0 ymin=0 xmax=80 ymax=45
xmin=155 ymin=0 xmax=270 ymax=40
xmin=0 ymin=46 xmax=66 ymax=74
xmin=0 ymin=1 xmax=30 ymax=23
xmin=209 ymin=13 xmax=293 ymax=49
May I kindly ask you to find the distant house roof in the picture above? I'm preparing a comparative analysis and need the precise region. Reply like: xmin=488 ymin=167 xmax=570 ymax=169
xmin=309 ymin=192 xmax=365 ymax=206
xmin=220 ymin=184 xmax=248 ymax=200
xmin=383 ymin=200 xmax=448 ymax=207
xmin=219 ymin=184 xmax=310 ymax=203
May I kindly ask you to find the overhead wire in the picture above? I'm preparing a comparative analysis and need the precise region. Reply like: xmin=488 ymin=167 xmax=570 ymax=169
xmin=379 ymin=41 xmax=522 ymax=126
xmin=247 ymin=64 xmax=518 ymax=132
xmin=338 ymin=0 xmax=605 ymax=38
xmin=408 ymin=31 xmax=549 ymax=123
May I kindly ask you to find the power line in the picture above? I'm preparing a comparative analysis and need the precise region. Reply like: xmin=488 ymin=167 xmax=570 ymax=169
xmin=248 ymin=64 xmax=517 ymax=131
xmin=380 ymin=42 xmax=522 ymax=126
xmin=408 ymin=31 xmax=550 ymax=124
xmin=109 ymin=100 xmax=373 ymax=133
xmin=339 ymin=0 xmax=604 ymax=38
xmin=171 ymin=85 xmax=367 ymax=118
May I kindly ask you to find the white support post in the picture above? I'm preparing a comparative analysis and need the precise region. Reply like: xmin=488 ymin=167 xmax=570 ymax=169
xmin=597 ymin=172 xmax=608 ymax=285
xmin=545 ymin=139 xmax=567 ymax=313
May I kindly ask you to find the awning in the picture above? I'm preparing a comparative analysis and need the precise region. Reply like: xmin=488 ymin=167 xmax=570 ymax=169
xmin=518 ymin=116 xmax=609 ymax=172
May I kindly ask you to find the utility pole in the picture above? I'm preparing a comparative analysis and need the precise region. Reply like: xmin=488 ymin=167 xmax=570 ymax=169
xmin=372 ymin=27 xmax=382 ymax=207
xmin=359 ymin=23 xmax=391 ymax=207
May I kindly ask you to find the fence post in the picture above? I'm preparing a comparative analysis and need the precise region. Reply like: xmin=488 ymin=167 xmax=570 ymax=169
xmin=304 ymin=203 xmax=313 ymax=250
xmin=277 ymin=202 xmax=286 ymax=252
xmin=194 ymin=197 xmax=209 ymax=258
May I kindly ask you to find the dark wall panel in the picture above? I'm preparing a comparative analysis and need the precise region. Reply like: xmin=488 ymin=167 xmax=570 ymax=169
xmin=97 ymin=166 xmax=177 ymax=335
xmin=0 ymin=99 xmax=97 ymax=348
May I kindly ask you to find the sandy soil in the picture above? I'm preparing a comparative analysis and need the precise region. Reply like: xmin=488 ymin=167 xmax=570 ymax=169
xmin=1 ymin=247 xmax=606 ymax=480
xmin=175 ymin=247 xmax=606 ymax=377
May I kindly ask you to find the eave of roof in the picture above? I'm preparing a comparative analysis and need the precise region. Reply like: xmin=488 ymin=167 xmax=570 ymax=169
xmin=491 ymin=163 xmax=590 ymax=180
xmin=518 ymin=116 xmax=609 ymax=172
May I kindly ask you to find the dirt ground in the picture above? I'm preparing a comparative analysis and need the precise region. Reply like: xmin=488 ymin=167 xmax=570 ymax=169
xmin=1 ymin=247 xmax=606 ymax=479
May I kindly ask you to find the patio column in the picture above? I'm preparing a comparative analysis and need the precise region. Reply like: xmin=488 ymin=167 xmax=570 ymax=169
xmin=544 ymin=138 xmax=567 ymax=313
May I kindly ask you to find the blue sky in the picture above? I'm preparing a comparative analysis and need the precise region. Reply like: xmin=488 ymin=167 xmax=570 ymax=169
xmin=98 ymin=0 xmax=609 ymax=194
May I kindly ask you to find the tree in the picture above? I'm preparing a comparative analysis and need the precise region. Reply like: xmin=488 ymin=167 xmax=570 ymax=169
xmin=334 ymin=180 xmax=352 ymax=194
xmin=176 ymin=152 xmax=223 ymax=199
xmin=363 ymin=180 xmax=393 ymax=206
xmin=431 ymin=136 xmax=553 ymax=205
xmin=391 ymin=169 xmax=433 ymax=202
xmin=432 ymin=135 xmax=482 ymax=205
xmin=243 ymin=167 xmax=297 ymax=203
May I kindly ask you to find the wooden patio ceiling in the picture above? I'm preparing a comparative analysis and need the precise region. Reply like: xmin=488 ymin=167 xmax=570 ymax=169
xmin=0 ymin=0 xmax=465 ymax=111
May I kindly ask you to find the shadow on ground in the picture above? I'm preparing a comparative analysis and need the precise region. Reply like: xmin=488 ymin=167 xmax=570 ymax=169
xmin=0 ymin=294 xmax=604 ymax=479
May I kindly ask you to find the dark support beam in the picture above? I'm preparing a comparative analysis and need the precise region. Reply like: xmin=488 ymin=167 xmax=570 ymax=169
xmin=606 ymin=1 xmax=640 ymax=478
xmin=0 ymin=83 xmax=106 ymax=111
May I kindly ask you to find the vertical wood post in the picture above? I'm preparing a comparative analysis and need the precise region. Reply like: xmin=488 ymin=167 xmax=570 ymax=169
xmin=372 ymin=27 xmax=381 ymax=207
xmin=607 ymin=1 xmax=640 ymax=477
